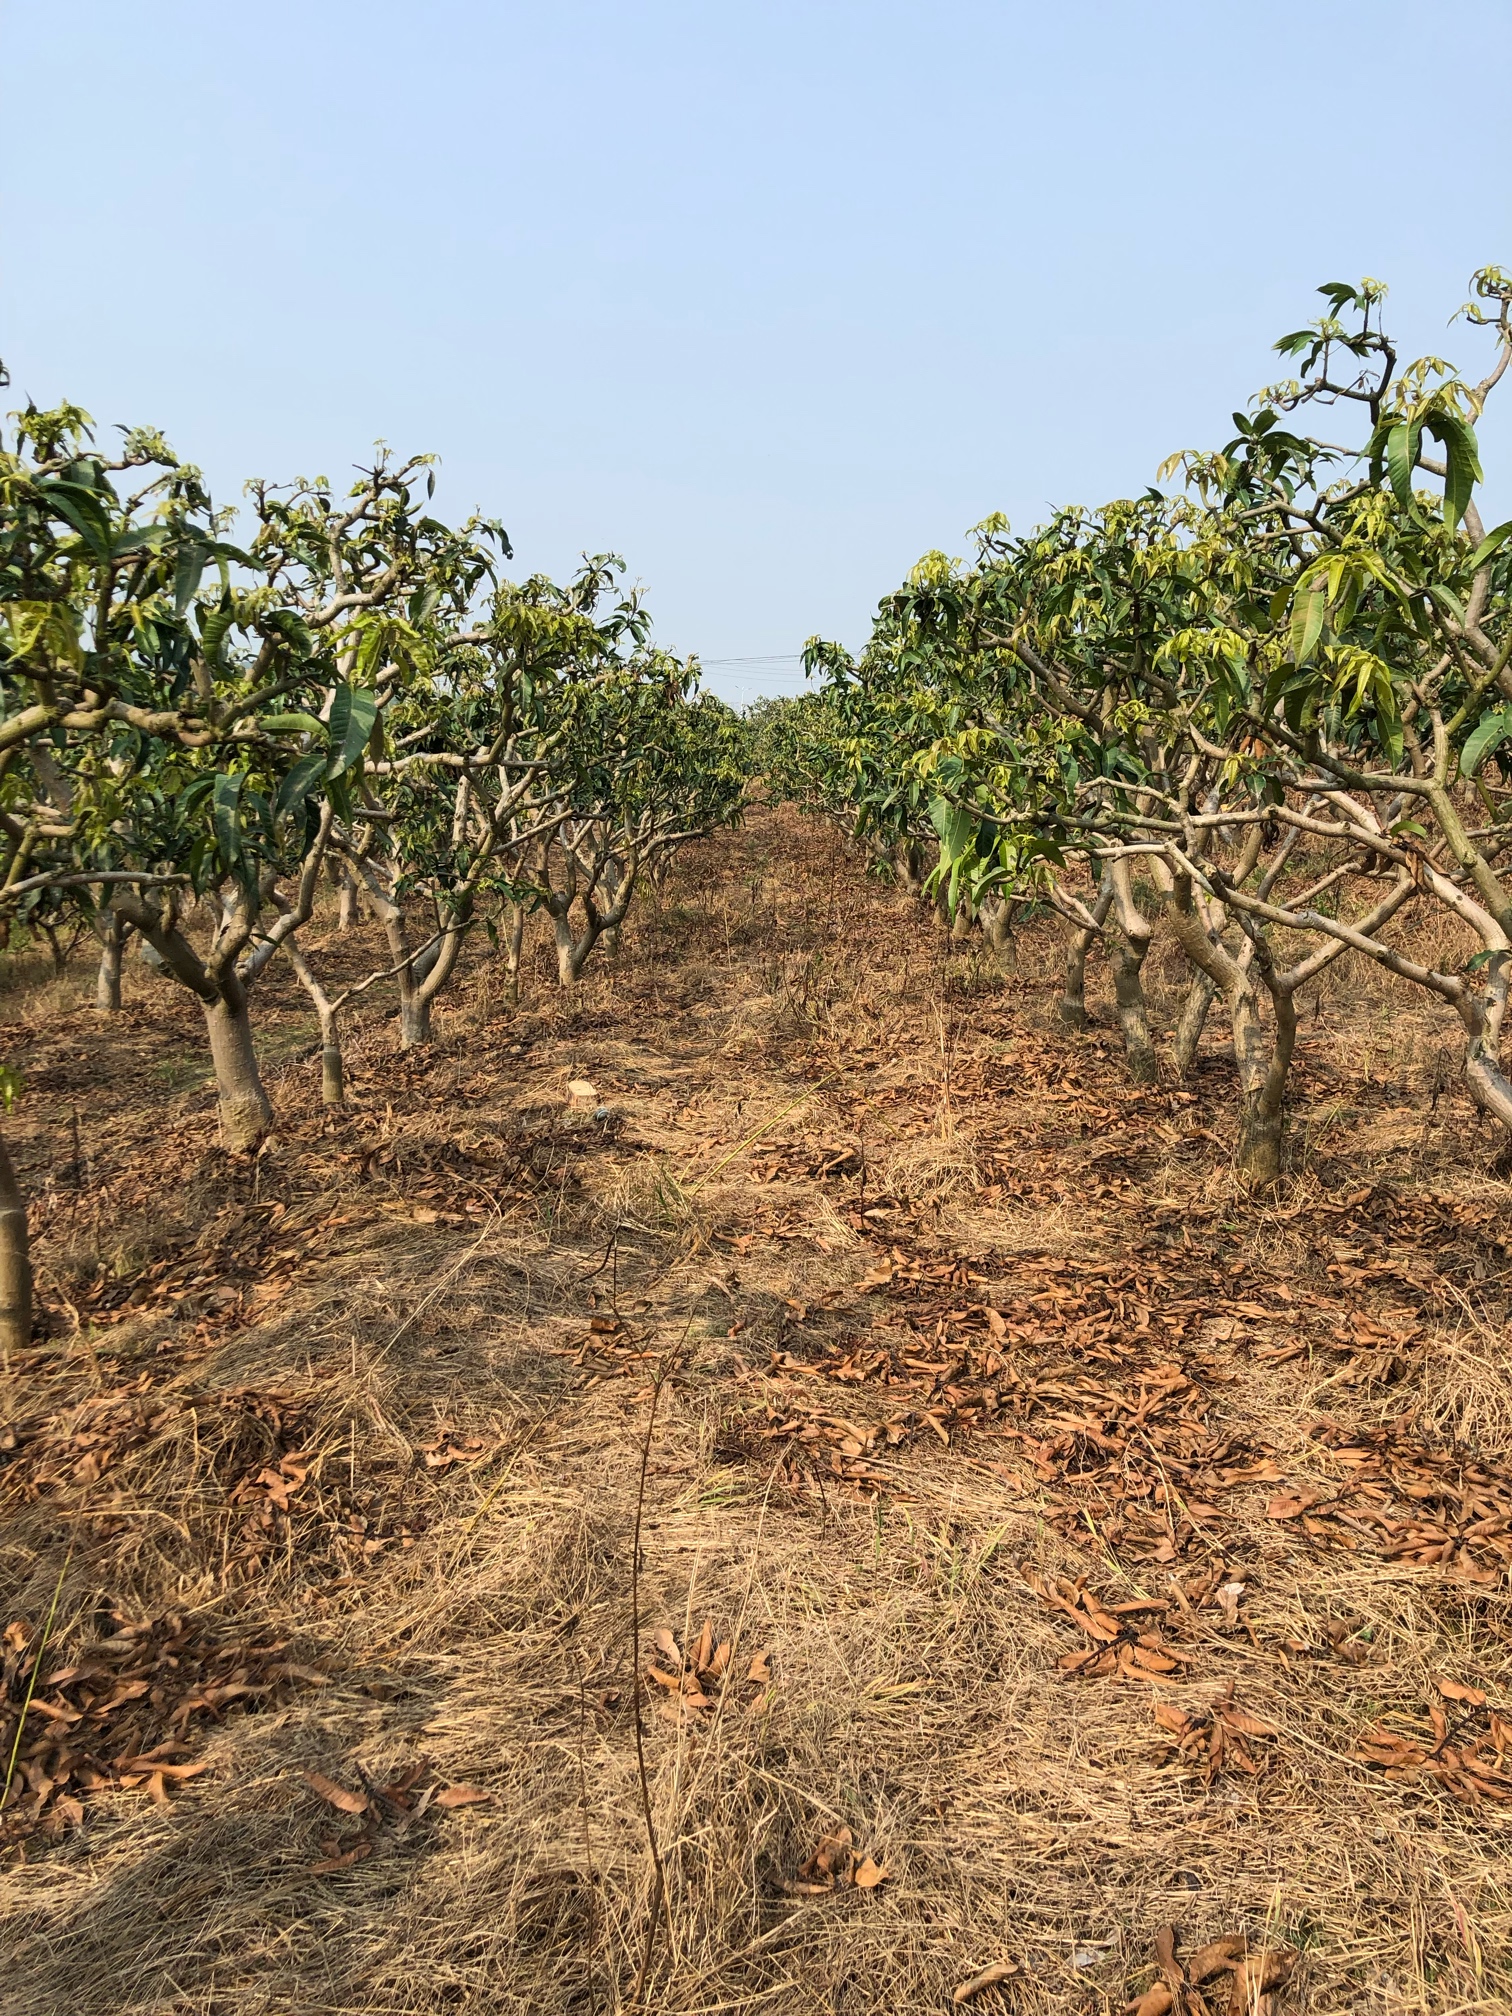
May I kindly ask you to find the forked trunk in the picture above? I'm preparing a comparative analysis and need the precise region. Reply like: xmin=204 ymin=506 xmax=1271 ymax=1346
xmin=1156 ymin=864 xmax=1295 ymax=1189
xmin=553 ymin=907 xmax=597 ymax=986
xmin=380 ymin=913 xmax=432 ymax=1049
xmin=978 ymin=895 xmax=1014 ymax=957
xmin=0 ymin=1130 xmax=32 ymax=1361
xmin=1171 ymin=969 xmax=1216 ymax=1077
xmin=95 ymin=913 xmax=128 ymax=1011
xmin=203 ymin=993 xmax=274 ymax=1150
xmin=1058 ymin=874 xmax=1115 ymax=1031
xmin=1227 ymin=980 xmax=1295 ymax=1190
xmin=1112 ymin=933 xmax=1157 ymax=1082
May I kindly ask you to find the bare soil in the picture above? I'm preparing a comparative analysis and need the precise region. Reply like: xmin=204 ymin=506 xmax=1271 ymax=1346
xmin=3 ymin=806 xmax=1510 ymax=2016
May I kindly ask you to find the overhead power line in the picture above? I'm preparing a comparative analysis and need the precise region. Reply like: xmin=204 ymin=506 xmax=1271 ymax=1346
xmin=698 ymin=653 xmax=805 ymax=669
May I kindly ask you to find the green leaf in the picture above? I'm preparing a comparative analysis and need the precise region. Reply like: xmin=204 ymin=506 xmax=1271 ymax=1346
xmin=199 ymin=604 xmax=237 ymax=667
xmin=1468 ymin=519 xmax=1512 ymax=572
xmin=212 ymin=771 xmax=245 ymax=866
xmin=1289 ymin=584 xmax=1327 ymax=666
xmin=1385 ymin=421 xmax=1420 ymax=511
xmin=326 ymin=684 xmax=378 ymax=778
xmin=1460 ymin=707 xmax=1512 ymax=779
xmin=34 ymin=479 xmax=114 ymax=561
xmin=274 ymin=750 xmax=329 ymax=819
xmin=258 ymin=711 xmax=324 ymax=737
xmin=260 ymin=607 xmax=316 ymax=657
xmin=173 ymin=539 xmax=207 ymax=618
xmin=1429 ymin=411 xmax=1483 ymax=531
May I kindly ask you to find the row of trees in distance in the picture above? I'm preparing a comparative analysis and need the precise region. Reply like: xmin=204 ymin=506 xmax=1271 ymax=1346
xmin=760 ymin=268 xmax=1512 ymax=1188
xmin=0 ymin=384 xmax=747 ymax=1349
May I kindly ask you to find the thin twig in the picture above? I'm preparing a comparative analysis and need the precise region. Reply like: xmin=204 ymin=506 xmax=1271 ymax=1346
xmin=577 ymin=1666 xmax=601 ymax=2016
xmin=626 ymin=1320 xmax=693 ymax=2009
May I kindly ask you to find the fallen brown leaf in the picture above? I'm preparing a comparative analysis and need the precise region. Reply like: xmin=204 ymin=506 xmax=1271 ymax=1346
xmin=1122 ymin=1987 xmax=1174 ymax=2016
xmin=1187 ymin=1934 xmax=1248 ymax=1984
xmin=1436 ymin=1675 xmax=1488 ymax=1708
xmin=955 ymin=1959 xmax=1021 ymax=2003
xmin=302 ymin=1770 xmax=369 ymax=1815
xmin=308 ymin=1839 xmax=374 ymax=1875
xmin=433 ymin=1784 xmax=491 ymax=1808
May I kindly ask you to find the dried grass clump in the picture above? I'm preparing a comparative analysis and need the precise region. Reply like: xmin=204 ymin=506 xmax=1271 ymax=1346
xmin=883 ymin=1130 xmax=982 ymax=1203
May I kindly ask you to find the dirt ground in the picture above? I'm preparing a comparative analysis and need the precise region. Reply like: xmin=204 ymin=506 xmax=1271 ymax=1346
xmin=3 ymin=805 xmax=1511 ymax=2016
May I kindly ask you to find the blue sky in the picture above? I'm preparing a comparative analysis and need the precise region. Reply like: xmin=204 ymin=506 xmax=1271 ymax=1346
xmin=5 ymin=1 xmax=1510 ymax=704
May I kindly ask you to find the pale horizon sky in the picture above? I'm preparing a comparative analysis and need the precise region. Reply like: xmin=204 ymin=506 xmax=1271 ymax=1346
xmin=5 ymin=1 xmax=1510 ymax=705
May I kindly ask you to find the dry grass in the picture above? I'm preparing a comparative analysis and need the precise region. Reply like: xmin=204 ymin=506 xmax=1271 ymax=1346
xmin=3 ymin=808 xmax=1512 ymax=2015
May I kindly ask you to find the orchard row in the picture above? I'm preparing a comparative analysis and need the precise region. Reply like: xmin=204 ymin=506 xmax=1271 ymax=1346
xmin=762 ymin=270 xmax=1512 ymax=1185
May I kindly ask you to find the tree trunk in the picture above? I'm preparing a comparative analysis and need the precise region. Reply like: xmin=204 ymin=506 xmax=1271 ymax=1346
xmin=1112 ymin=933 xmax=1157 ymax=1082
xmin=502 ymin=901 xmax=525 ymax=1006
xmin=950 ymin=897 xmax=975 ymax=943
xmin=95 ymin=913 xmax=128 ymax=1011
xmin=553 ymin=906 xmax=596 ymax=986
xmin=338 ymin=871 xmax=360 ymax=931
xmin=281 ymin=938 xmax=348 ymax=1108
xmin=1236 ymin=1092 xmax=1284 ymax=1188
xmin=0 ymin=1130 xmax=32 ymax=1362
xmin=599 ymin=860 xmax=624 ymax=956
xmin=1171 ymin=969 xmax=1216 ymax=1076
xmin=378 ymin=912 xmax=432 ymax=1049
xmin=203 ymin=992 xmax=274 ymax=1150
xmin=398 ymin=990 xmax=431 ymax=1047
xmin=1228 ymin=980 xmax=1295 ymax=1189
xmin=320 ymin=1029 xmax=345 ymax=1107
xmin=1454 ymin=972 xmax=1512 ymax=1140
xmin=1057 ymin=873 xmax=1115 ymax=1031
xmin=978 ymin=895 xmax=1014 ymax=956
xmin=892 ymin=841 xmax=928 ymax=899
xmin=1107 ymin=861 xmax=1156 ymax=1081
xmin=1059 ymin=925 xmax=1092 ymax=1029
